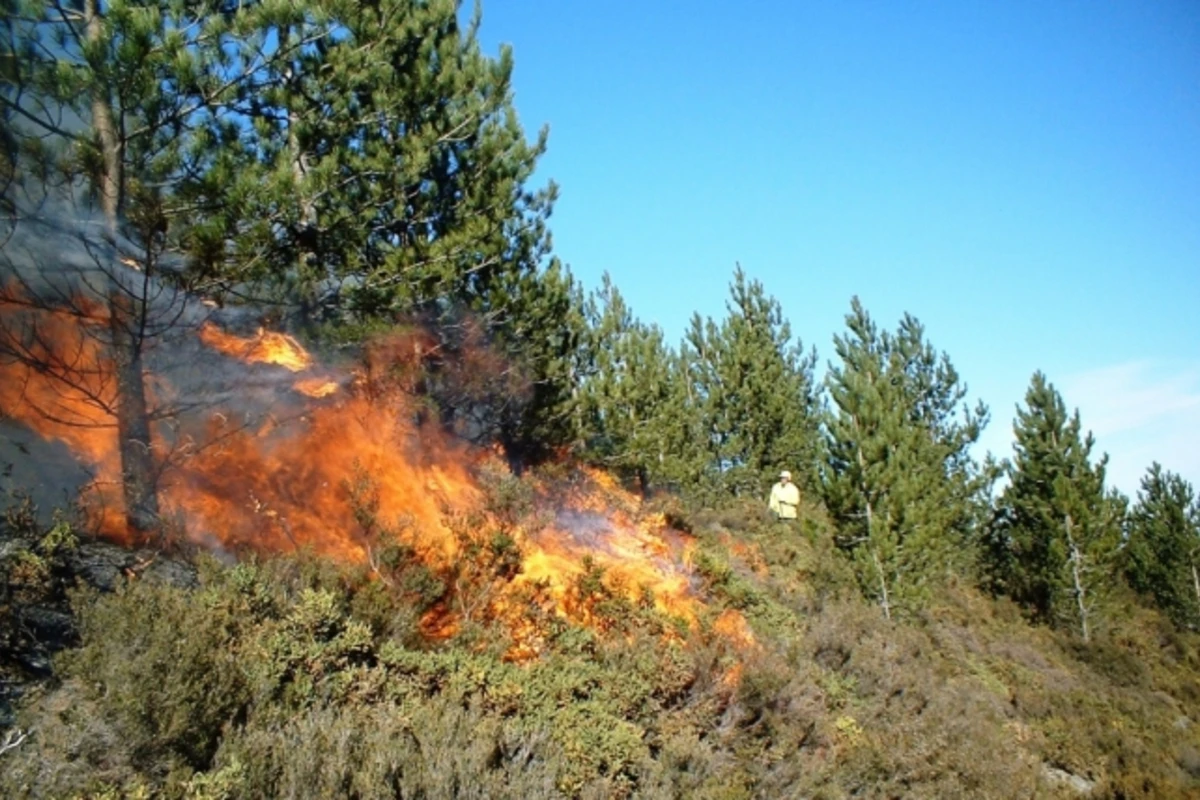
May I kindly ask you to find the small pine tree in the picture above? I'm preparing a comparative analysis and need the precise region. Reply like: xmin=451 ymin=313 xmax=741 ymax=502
xmin=580 ymin=274 xmax=680 ymax=490
xmin=1125 ymin=463 xmax=1200 ymax=630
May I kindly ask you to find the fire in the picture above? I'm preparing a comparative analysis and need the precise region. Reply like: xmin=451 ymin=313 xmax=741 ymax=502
xmin=292 ymin=377 xmax=340 ymax=398
xmin=1 ymin=299 xmax=747 ymax=659
xmin=516 ymin=468 xmax=699 ymax=624
xmin=198 ymin=323 xmax=314 ymax=372
xmin=198 ymin=322 xmax=341 ymax=398
xmin=713 ymin=608 xmax=757 ymax=650
xmin=0 ymin=283 xmax=131 ymax=538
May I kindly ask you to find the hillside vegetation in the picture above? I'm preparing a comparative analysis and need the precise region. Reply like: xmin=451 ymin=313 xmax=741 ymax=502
xmin=2 ymin=488 xmax=1199 ymax=799
xmin=3 ymin=1 xmax=1200 ymax=797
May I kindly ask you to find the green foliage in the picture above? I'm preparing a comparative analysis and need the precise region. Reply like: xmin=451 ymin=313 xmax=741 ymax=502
xmin=680 ymin=266 xmax=821 ymax=501
xmin=2 ymin=494 xmax=66 ymax=601
xmin=485 ymin=258 xmax=590 ymax=462
xmin=990 ymin=372 xmax=1125 ymax=641
xmin=1125 ymin=463 xmax=1200 ymax=630
xmin=4 ymin=0 xmax=587 ymax=462
xmin=580 ymin=273 xmax=684 ymax=491
xmin=5 ymin=5 xmax=1200 ymax=796
xmin=821 ymin=298 xmax=990 ymax=618
xmin=578 ymin=265 xmax=825 ymax=504
xmin=1 ymin=493 xmax=80 ymax=697
xmin=58 ymin=576 xmax=255 ymax=772
xmin=3 ymin=523 xmax=1200 ymax=798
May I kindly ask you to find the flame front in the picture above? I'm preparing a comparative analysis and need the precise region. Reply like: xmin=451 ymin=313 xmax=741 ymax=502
xmin=1 ymin=309 xmax=729 ymax=658
xmin=198 ymin=323 xmax=314 ymax=372
xmin=292 ymin=377 xmax=340 ymax=398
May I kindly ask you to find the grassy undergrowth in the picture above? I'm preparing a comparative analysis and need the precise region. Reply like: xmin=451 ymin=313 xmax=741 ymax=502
xmin=2 ymin=496 xmax=1199 ymax=799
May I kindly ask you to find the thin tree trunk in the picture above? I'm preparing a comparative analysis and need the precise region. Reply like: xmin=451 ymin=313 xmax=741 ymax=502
xmin=872 ymin=546 xmax=891 ymax=621
xmin=108 ymin=286 xmax=159 ymax=534
xmin=284 ymin=25 xmax=318 ymax=324
xmin=86 ymin=0 xmax=160 ymax=537
xmin=1191 ymin=555 xmax=1200 ymax=619
xmin=853 ymin=427 xmax=891 ymax=619
xmin=86 ymin=0 xmax=121 ymax=225
xmin=1065 ymin=513 xmax=1089 ymax=643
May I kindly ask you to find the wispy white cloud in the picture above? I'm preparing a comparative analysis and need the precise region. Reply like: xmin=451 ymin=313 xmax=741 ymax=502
xmin=974 ymin=360 xmax=1200 ymax=499
xmin=1060 ymin=360 xmax=1200 ymax=497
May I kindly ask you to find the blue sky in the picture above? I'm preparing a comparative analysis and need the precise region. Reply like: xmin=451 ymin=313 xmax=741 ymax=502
xmin=476 ymin=1 xmax=1200 ymax=496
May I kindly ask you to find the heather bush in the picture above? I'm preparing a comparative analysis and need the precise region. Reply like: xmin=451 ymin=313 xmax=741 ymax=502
xmin=3 ymin=500 xmax=1200 ymax=798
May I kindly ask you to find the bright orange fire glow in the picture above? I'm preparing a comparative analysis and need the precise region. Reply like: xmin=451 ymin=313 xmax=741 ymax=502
xmin=0 ymin=284 xmax=132 ymax=539
xmin=198 ymin=323 xmax=313 ymax=372
xmin=292 ymin=377 xmax=340 ymax=398
xmin=1 ymin=303 xmax=748 ymax=659
xmin=713 ymin=608 xmax=757 ymax=650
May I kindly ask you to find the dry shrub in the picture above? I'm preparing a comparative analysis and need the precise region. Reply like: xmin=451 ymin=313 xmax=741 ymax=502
xmin=208 ymin=699 xmax=562 ymax=800
xmin=794 ymin=598 xmax=1043 ymax=798
xmin=0 ymin=680 xmax=138 ymax=799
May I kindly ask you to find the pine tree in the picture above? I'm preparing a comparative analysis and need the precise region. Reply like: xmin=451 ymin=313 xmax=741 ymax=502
xmin=180 ymin=0 xmax=575 ymax=457
xmin=487 ymin=258 xmax=588 ymax=463
xmin=822 ymin=298 xmax=988 ymax=617
xmin=992 ymin=372 xmax=1123 ymax=641
xmin=1125 ymin=463 xmax=1200 ymax=629
xmin=4 ymin=0 xmax=585 ymax=465
xmin=580 ymin=274 xmax=679 ymax=490
xmin=179 ymin=0 xmax=556 ymax=324
xmin=683 ymin=266 xmax=820 ymax=500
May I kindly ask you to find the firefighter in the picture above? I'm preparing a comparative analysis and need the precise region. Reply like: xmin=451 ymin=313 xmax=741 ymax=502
xmin=768 ymin=470 xmax=800 ymax=522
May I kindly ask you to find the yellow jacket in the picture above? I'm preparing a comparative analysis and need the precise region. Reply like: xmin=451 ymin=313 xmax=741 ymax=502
xmin=768 ymin=481 xmax=800 ymax=520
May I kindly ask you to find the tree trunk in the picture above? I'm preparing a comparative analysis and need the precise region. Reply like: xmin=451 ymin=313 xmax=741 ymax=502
xmin=1065 ymin=513 xmax=1090 ymax=643
xmin=1191 ymin=555 xmax=1200 ymax=620
xmin=108 ymin=285 xmax=159 ymax=535
xmin=86 ymin=0 xmax=160 ymax=537
xmin=872 ymin=546 xmax=891 ymax=621
xmin=86 ymin=0 xmax=121 ymax=226
xmin=284 ymin=25 xmax=320 ymax=326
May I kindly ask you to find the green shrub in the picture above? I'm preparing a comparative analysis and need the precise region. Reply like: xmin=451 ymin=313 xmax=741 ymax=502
xmin=4 ymin=499 xmax=1200 ymax=799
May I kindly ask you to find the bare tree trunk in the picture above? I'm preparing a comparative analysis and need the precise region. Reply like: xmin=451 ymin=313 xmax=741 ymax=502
xmin=108 ymin=285 xmax=159 ymax=534
xmin=283 ymin=24 xmax=320 ymax=327
xmin=1191 ymin=554 xmax=1199 ymax=620
xmin=86 ymin=0 xmax=160 ymax=537
xmin=86 ymin=0 xmax=121 ymax=226
xmin=872 ymin=546 xmax=891 ymax=621
xmin=1065 ymin=513 xmax=1089 ymax=643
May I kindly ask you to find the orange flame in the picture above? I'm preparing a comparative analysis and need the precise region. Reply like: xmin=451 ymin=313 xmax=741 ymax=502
xmin=1 ymin=301 xmax=743 ymax=659
xmin=198 ymin=322 xmax=340 ymax=398
xmin=0 ymin=284 xmax=132 ymax=538
xmin=198 ymin=323 xmax=313 ymax=372
xmin=713 ymin=608 xmax=757 ymax=649
xmin=292 ymin=377 xmax=340 ymax=398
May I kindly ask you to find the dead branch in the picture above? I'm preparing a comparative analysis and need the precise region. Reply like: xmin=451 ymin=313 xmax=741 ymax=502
xmin=0 ymin=727 xmax=29 ymax=757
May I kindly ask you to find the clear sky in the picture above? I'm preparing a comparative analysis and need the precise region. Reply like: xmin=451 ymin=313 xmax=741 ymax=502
xmin=475 ymin=1 xmax=1200 ymax=497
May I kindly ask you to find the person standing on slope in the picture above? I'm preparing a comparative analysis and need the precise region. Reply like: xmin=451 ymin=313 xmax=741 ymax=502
xmin=768 ymin=470 xmax=800 ymax=522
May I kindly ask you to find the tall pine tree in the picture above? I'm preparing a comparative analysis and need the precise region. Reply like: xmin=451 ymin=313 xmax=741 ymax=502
xmin=580 ymin=273 xmax=683 ymax=490
xmin=682 ymin=266 xmax=820 ymax=500
xmin=991 ymin=372 xmax=1124 ymax=641
xmin=822 ymin=298 xmax=988 ymax=617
